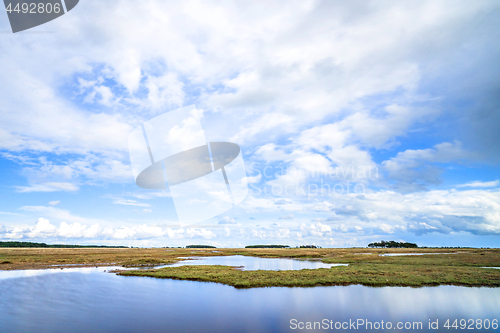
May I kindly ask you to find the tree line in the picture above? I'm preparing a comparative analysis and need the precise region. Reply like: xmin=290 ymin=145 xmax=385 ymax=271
xmin=0 ymin=241 xmax=127 ymax=248
xmin=368 ymin=240 xmax=418 ymax=248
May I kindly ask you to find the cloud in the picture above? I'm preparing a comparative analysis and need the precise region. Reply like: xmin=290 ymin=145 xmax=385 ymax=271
xmin=0 ymin=219 xmax=218 ymax=240
xmin=458 ymin=180 xmax=499 ymax=188
xmin=48 ymin=200 xmax=60 ymax=206
xmin=242 ymin=185 xmax=500 ymax=237
xmin=299 ymin=223 xmax=332 ymax=237
xmin=328 ymin=188 xmax=500 ymax=236
xmin=19 ymin=206 xmax=108 ymax=225
xmin=112 ymin=199 xmax=151 ymax=207
xmin=0 ymin=211 xmax=22 ymax=216
xmin=279 ymin=214 xmax=294 ymax=220
xmin=186 ymin=228 xmax=216 ymax=239
xmin=58 ymin=222 xmax=101 ymax=238
xmin=250 ymin=228 xmax=290 ymax=239
xmin=25 ymin=218 xmax=57 ymax=238
xmin=15 ymin=182 xmax=79 ymax=193
xmin=218 ymin=216 xmax=237 ymax=225
xmin=382 ymin=141 xmax=471 ymax=191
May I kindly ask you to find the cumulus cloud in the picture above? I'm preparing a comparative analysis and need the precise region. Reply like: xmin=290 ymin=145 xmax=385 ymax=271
xmin=25 ymin=218 xmax=57 ymax=238
xmin=299 ymin=223 xmax=332 ymax=237
xmin=0 ymin=219 xmax=219 ymax=241
xmin=218 ymin=216 xmax=237 ymax=225
xmin=250 ymin=228 xmax=290 ymax=239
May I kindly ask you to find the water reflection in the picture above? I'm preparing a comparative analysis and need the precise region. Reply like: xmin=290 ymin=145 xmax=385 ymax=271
xmin=163 ymin=255 xmax=347 ymax=270
xmin=0 ymin=267 xmax=498 ymax=333
xmin=0 ymin=266 xmax=122 ymax=281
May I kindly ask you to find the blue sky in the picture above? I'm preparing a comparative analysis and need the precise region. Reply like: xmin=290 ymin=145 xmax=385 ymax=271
xmin=0 ymin=0 xmax=499 ymax=247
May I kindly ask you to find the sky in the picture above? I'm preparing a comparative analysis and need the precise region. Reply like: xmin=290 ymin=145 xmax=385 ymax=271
xmin=0 ymin=0 xmax=499 ymax=248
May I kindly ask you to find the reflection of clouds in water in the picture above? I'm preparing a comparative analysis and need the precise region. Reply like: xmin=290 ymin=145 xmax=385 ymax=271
xmin=272 ymin=286 xmax=500 ymax=330
xmin=380 ymin=286 xmax=500 ymax=320
xmin=165 ymin=255 xmax=346 ymax=271
xmin=0 ymin=266 xmax=121 ymax=281
xmin=0 ymin=266 xmax=499 ymax=333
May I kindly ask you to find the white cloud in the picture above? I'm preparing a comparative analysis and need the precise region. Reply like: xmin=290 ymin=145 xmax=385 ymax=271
xmin=250 ymin=228 xmax=290 ymax=239
xmin=382 ymin=141 xmax=471 ymax=190
xmin=19 ymin=205 xmax=108 ymax=225
xmin=186 ymin=228 xmax=216 ymax=239
xmin=299 ymin=223 xmax=332 ymax=237
xmin=0 ymin=218 xmax=221 ymax=241
xmin=145 ymin=73 xmax=185 ymax=110
xmin=112 ymin=199 xmax=151 ymax=207
xmin=15 ymin=182 xmax=79 ymax=193
xmin=26 ymin=218 xmax=57 ymax=238
xmin=218 ymin=216 xmax=236 ymax=225
xmin=458 ymin=180 xmax=499 ymax=188
xmin=0 ymin=211 xmax=22 ymax=216
xmin=48 ymin=200 xmax=60 ymax=206
xmin=3 ymin=0 xmax=487 ymax=155
xmin=58 ymin=222 xmax=101 ymax=238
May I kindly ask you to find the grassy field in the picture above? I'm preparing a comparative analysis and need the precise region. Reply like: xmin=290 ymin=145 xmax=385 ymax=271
xmin=1 ymin=247 xmax=499 ymax=288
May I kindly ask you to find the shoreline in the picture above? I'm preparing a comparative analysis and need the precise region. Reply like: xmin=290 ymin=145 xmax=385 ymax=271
xmin=1 ymin=247 xmax=499 ymax=288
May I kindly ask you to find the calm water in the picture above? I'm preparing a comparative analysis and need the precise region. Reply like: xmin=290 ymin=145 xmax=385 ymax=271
xmin=163 ymin=255 xmax=348 ymax=270
xmin=0 ymin=266 xmax=499 ymax=332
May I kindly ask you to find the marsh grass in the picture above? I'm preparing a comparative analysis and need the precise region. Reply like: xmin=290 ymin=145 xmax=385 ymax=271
xmin=1 ymin=247 xmax=499 ymax=287
xmin=118 ymin=263 xmax=500 ymax=288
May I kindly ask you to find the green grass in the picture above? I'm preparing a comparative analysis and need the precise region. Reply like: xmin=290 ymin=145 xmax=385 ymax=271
xmin=2 ymin=247 xmax=499 ymax=288
xmin=118 ymin=263 xmax=500 ymax=288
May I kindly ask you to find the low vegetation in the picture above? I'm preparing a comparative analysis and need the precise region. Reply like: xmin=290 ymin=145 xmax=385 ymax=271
xmin=118 ymin=262 xmax=500 ymax=288
xmin=1 ymin=247 xmax=499 ymax=288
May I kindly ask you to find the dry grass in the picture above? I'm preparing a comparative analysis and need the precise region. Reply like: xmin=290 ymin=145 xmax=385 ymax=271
xmin=1 ymin=247 xmax=499 ymax=288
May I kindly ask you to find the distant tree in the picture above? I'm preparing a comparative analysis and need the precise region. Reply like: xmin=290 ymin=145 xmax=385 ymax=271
xmin=186 ymin=245 xmax=216 ymax=248
xmin=367 ymin=240 xmax=418 ymax=248
xmin=299 ymin=245 xmax=321 ymax=248
xmin=0 ymin=241 xmax=127 ymax=248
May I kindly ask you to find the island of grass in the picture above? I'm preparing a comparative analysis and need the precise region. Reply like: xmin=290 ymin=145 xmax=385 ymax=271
xmin=1 ymin=246 xmax=499 ymax=288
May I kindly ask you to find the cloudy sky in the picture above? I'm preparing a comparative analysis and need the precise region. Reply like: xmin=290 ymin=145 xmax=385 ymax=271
xmin=0 ymin=0 xmax=499 ymax=248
